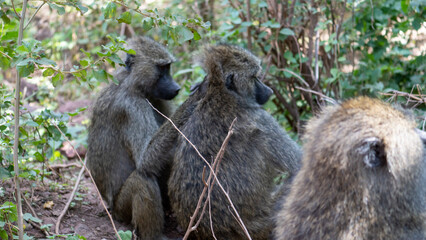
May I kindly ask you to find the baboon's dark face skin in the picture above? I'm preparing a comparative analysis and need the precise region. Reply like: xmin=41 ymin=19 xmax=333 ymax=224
xmin=225 ymin=73 xmax=273 ymax=105
xmin=152 ymin=64 xmax=180 ymax=100
xmin=254 ymin=78 xmax=273 ymax=105
xmin=125 ymin=53 xmax=180 ymax=100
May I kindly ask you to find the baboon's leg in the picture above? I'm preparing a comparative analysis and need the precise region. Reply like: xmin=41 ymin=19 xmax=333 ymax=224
xmin=115 ymin=171 xmax=166 ymax=240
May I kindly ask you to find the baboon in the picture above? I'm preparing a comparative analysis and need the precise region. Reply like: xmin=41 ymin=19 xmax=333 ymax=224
xmin=114 ymin=82 xmax=208 ymax=240
xmin=137 ymin=44 xmax=302 ymax=239
xmin=86 ymin=36 xmax=180 ymax=218
xmin=274 ymin=97 xmax=426 ymax=240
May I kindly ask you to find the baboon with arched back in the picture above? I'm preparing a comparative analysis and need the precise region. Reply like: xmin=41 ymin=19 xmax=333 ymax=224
xmin=274 ymin=97 xmax=426 ymax=240
xmin=86 ymin=36 xmax=180 ymax=219
xmin=162 ymin=44 xmax=301 ymax=239
xmin=114 ymin=82 xmax=208 ymax=240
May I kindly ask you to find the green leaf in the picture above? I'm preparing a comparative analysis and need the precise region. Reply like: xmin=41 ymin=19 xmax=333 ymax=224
xmin=80 ymin=59 xmax=89 ymax=67
xmin=338 ymin=56 xmax=346 ymax=62
xmin=0 ymin=10 xmax=10 ymax=24
xmin=192 ymin=29 xmax=201 ymax=41
xmin=117 ymin=12 xmax=132 ymax=24
xmin=48 ymin=3 xmax=65 ymax=15
xmin=283 ymin=51 xmax=293 ymax=61
xmin=35 ymin=58 xmax=56 ymax=66
xmin=16 ymin=60 xmax=35 ymax=78
xmin=175 ymin=26 xmax=194 ymax=44
xmin=52 ymin=72 xmax=64 ymax=87
xmin=34 ymin=152 xmax=44 ymax=162
xmin=401 ymin=0 xmax=409 ymax=14
xmin=76 ymin=3 xmax=89 ymax=14
xmin=93 ymin=69 xmax=108 ymax=83
xmin=43 ymin=68 xmax=55 ymax=77
xmin=23 ymin=213 xmax=42 ymax=223
xmin=279 ymin=28 xmax=295 ymax=36
xmin=103 ymin=2 xmax=117 ymax=19
xmin=16 ymin=45 xmax=30 ymax=54
xmin=19 ymin=127 xmax=28 ymax=137
xmin=108 ymin=53 xmax=124 ymax=65
xmin=1 ymin=202 xmax=17 ymax=221
xmin=330 ymin=68 xmax=339 ymax=78
xmin=0 ymin=229 xmax=8 ymax=240
xmin=0 ymin=167 xmax=12 ymax=180
xmin=142 ymin=17 xmax=153 ymax=31
xmin=412 ymin=16 xmax=421 ymax=30
xmin=1 ymin=31 xmax=18 ymax=41
xmin=117 ymin=230 xmax=132 ymax=240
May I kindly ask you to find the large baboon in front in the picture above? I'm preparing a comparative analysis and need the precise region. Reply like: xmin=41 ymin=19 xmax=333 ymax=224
xmin=136 ymin=44 xmax=302 ymax=239
xmin=86 ymin=36 xmax=180 ymax=218
xmin=274 ymin=97 xmax=426 ymax=240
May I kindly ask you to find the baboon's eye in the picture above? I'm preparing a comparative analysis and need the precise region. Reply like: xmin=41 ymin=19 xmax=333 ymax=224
xmin=125 ymin=54 xmax=136 ymax=71
xmin=225 ymin=74 xmax=237 ymax=92
xmin=157 ymin=64 xmax=170 ymax=73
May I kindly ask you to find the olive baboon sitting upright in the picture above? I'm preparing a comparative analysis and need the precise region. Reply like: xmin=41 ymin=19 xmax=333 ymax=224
xmin=135 ymin=44 xmax=302 ymax=239
xmin=86 ymin=36 xmax=180 ymax=218
xmin=274 ymin=97 xmax=426 ymax=240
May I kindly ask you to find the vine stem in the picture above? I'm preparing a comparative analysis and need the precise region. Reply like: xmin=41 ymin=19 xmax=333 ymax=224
xmin=13 ymin=1 xmax=28 ymax=240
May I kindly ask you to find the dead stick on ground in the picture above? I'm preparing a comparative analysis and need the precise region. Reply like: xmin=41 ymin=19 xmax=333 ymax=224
xmin=22 ymin=194 xmax=51 ymax=236
xmin=52 ymin=123 xmax=123 ymax=240
xmin=55 ymin=158 xmax=86 ymax=234
xmin=147 ymin=100 xmax=252 ymax=240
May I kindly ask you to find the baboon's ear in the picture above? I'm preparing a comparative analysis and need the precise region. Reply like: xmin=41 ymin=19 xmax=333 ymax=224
xmin=415 ymin=129 xmax=426 ymax=145
xmin=225 ymin=74 xmax=237 ymax=92
xmin=357 ymin=137 xmax=386 ymax=168
xmin=125 ymin=54 xmax=136 ymax=71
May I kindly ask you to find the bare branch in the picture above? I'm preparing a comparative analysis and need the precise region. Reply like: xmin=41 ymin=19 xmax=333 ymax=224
xmin=183 ymin=119 xmax=236 ymax=239
xmin=24 ymin=2 xmax=46 ymax=30
xmin=295 ymin=86 xmax=338 ymax=105
xmin=55 ymin=159 xmax=86 ymax=235
xmin=51 ymin=123 xmax=122 ymax=240
xmin=146 ymin=100 xmax=252 ymax=240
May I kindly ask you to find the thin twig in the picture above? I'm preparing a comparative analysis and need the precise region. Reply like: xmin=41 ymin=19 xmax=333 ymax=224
xmin=380 ymin=91 xmax=425 ymax=104
xmin=13 ymin=1 xmax=29 ymax=239
xmin=0 ymin=50 xmax=13 ymax=60
xmin=51 ymin=123 xmax=123 ymax=240
xmin=146 ymin=100 xmax=252 ymax=240
xmin=184 ymin=119 xmax=236 ymax=239
xmin=11 ymin=0 xmax=21 ymax=20
xmin=55 ymin=159 xmax=86 ymax=234
xmin=314 ymin=31 xmax=319 ymax=87
xmin=22 ymin=194 xmax=51 ymax=236
xmin=295 ymin=86 xmax=337 ymax=104
xmin=24 ymin=2 xmax=46 ymax=30
xmin=276 ymin=68 xmax=309 ymax=87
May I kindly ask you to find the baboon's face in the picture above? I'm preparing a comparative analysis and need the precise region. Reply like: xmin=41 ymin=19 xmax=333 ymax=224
xmin=125 ymin=53 xmax=180 ymax=100
xmin=151 ymin=63 xmax=180 ymax=100
xmin=224 ymin=70 xmax=273 ymax=105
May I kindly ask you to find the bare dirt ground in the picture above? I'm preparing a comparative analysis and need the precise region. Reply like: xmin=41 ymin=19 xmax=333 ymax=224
xmin=1 ymin=165 xmax=183 ymax=240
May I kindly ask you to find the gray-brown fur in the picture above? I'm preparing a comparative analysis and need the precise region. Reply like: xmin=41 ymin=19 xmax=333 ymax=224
xmin=86 ymin=36 xmax=179 ymax=223
xmin=274 ymin=97 xmax=426 ymax=240
xmin=116 ymin=83 xmax=207 ymax=240
xmin=139 ymin=44 xmax=302 ymax=239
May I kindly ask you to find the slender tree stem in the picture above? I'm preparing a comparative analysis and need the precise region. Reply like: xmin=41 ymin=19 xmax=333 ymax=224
xmin=13 ymin=1 xmax=28 ymax=240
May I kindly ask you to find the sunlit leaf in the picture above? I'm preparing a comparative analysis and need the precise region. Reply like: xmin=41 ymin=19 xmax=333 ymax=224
xmin=117 ymin=12 xmax=132 ymax=24
xmin=103 ymin=2 xmax=117 ymax=19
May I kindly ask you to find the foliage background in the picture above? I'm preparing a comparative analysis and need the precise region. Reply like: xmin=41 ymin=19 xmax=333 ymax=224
xmin=0 ymin=0 xmax=425 ymax=239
